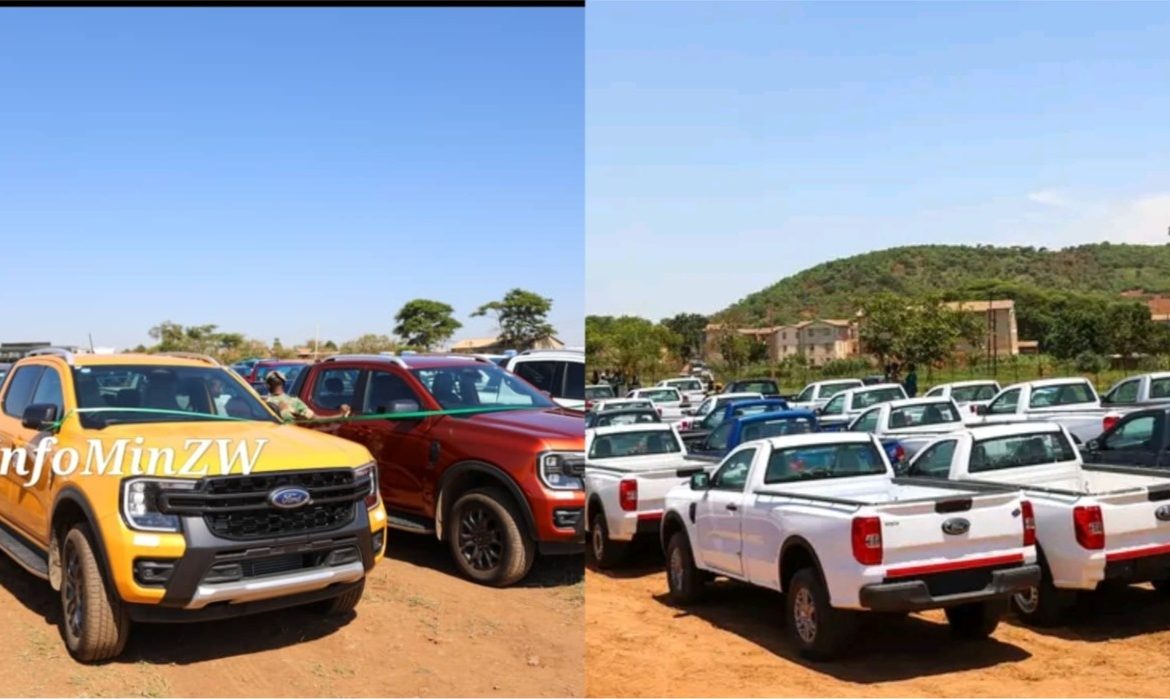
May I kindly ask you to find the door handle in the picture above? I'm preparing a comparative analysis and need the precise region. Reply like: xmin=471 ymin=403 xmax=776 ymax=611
xmin=726 ymin=503 xmax=739 ymax=511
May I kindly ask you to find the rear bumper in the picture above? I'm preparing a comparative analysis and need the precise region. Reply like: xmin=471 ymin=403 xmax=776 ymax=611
xmin=859 ymin=564 xmax=1040 ymax=612
xmin=1103 ymin=548 xmax=1170 ymax=584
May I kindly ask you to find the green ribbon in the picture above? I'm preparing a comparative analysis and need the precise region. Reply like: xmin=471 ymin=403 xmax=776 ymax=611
xmin=44 ymin=404 xmax=547 ymax=432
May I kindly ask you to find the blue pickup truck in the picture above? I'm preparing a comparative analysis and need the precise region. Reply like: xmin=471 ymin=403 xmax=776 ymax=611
xmin=678 ymin=397 xmax=789 ymax=448
xmin=688 ymin=409 xmax=908 ymax=466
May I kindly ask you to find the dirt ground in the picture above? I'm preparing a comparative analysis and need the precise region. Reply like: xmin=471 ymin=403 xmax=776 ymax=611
xmin=0 ymin=534 xmax=583 ymax=698
xmin=586 ymin=548 xmax=1170 ymax=698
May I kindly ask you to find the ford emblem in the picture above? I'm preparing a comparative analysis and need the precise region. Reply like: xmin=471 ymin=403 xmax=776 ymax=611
xmin=268 ymin=486 xmax=311 ymax=510
xmin=1157 ymin=505 xmax=1170 ymax=522
xmin=942 ymin=517 xmax=970 ymax=536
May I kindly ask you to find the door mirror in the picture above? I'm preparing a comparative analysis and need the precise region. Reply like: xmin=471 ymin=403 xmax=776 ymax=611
xmin=389 ymin=399 xmax=421 ymax=414
xmin=689 ymin=472 xmax=711 ymax=490
xmin=22 ymin=403 xmax=59 ymax=431
xmin=1085 ymin=438 xmax=1101 ymax=453
xmin=974 ymin=404 xmax=988 ymax=416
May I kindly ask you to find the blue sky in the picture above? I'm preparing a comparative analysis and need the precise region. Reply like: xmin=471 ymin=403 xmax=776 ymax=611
xmin=0 ymin=8 xmax=583 ymax=349
xmin=587 ymin=1 xmax=1170 ymax=320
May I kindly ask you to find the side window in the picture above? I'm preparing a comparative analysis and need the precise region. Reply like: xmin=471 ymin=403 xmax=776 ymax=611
xmin=986 ymin=389 xmax=1020 ymax=415
xmin=850 ymin=408 xmax=881 ymax=433
xmin=822 ymin=394 xmax=845 ymax=415
xmin=363 ymin=370 xmax=421 ymax=414
xmin=710 ymin=448 xmax=756 ymax=491
xmin=3 ymin=366 xmax=45 ymax=419
xmin=562 ymin=362 xmax=584 ymax=401
xmin=1104 ymin=415 xmax=1156 ymax=450
xmin=30 ymin=369 xmax=64 ymax=415
xmin=311 ymin=368 xmax=361 ymax=410
xmin=513 ymin=361 xmax=558 ymax=393
xmin=908 ymin=440 xmax=957 ymax=478
xmin=706 ymin=422 xmax=734 ymax=451
xmin=925 ymin=387 xmax=943 ymax=398
xmin=795 ymin=386 xmax=815 ymax=402
xmin=1105 ymin=380 xmax=1139 ymax=405
xmin=1151 ymin=378 xmax=1170 ymax=399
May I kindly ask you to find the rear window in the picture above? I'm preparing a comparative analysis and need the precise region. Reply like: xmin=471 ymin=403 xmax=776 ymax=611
xmin=951 ymin=384 xmax=998 ymax=402
xmin=739 ymin=417 xmax=815 ymax=443
xmin=850 ymin=387 xmax=905 ymax=410
xmin=734 ymin=381 xmax=777 ymax=394
xmin=595 ymin=411 xmax=659 ymax=427
xmin=763 ymin=442 xmax=886 ymax=484
xmin=1029 ymin=383 xmax=1096 ymax=408
xmin=969 ymin=431 xmax=1078 ymax=473
xmin=889 ymin=402 xmax=960 ymax=428
xmin=822 ymin=381 xmax=860 ymax=398
xmin=588 ymin=430 xmax=681 ymax=459
xmin=1152 ymin=378 xmax=1170 ymax=399
xmin=638 ymin=389 xmax=679 ymax=403
xmin=666 ymin=379 xmax=702 ymax=391
xmin=586 ymin=385 xmax=616 ymax=400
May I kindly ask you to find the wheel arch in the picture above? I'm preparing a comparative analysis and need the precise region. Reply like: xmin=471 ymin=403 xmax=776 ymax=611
xmin=778 ymin=535 xmax=828 ymax=595
xmin=50 ymin=487 xmax=113 ymax=592
xmin=659 ymin=511 xmax=688 ymax=555
xmin=435 ymin=460 xmax=536 ymax=542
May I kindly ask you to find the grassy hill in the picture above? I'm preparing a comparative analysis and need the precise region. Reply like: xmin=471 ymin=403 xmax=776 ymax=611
xmin=720 ymin=243 xmax=1170 ymax=324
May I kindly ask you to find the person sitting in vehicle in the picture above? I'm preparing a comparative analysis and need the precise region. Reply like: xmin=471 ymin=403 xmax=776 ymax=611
xmin=265 ymin=370 xmax=349 ymax=421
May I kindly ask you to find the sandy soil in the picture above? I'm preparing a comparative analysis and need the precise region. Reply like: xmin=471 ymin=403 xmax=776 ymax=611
xmin=0 ymin=534 xmax=583 ymax=698
xmin=586 ymin=548 xmax=1170 ymax=698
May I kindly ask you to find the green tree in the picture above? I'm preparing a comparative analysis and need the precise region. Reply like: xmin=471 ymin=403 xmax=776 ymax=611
xmin=394 ymin=298 xmax=462 ymax=350
xmin=338 ymin=334 xmax=397 ymax=354
xmin=472 ymin=288 xmax=556 ymax=349
xmin=660 ymin=313 xmax=708 ymax=363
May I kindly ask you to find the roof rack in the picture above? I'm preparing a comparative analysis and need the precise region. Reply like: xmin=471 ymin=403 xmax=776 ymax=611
xmin=156 ymin=352 xmax=221 ymax=366
xmin=23 ymin=347 xmax=76 ymax=365
xmin=323 ymin=354 xmax=409 ymax=368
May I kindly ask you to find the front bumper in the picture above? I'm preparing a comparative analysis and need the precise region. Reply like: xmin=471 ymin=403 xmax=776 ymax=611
xmin=859 ymin=564 xmax=1040 ymax=612
xmin=126 ymin=504 xmax=384 ymax=619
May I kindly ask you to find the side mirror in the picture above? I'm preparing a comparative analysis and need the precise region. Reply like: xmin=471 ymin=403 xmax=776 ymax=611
xmin=389 ymin=399 xmax=421 ymax=414
xmin=816 ymin=407 xmax=824 ymax=416
xmin=689 ymin=472 xmax=711 ymax=490
xmin=974 ymin=405 xmax=988 ymax=416
xmin=22 ymin=403 xmax=59 ymax=431
xmin=1085 ymin=438 xmax=1101 ymax=452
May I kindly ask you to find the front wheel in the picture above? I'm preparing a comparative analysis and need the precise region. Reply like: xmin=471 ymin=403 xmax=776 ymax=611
xmin=448 ymin=487 xmax=535 ymax=587
xmin=60 ymin=524 xmax=130 ymax=662
xmin=664 ymin=532 xmax=705 ymax=605
xmin=945 ymin=600 xmax=1004 ymax=639
xmin=309 ymin=580 xmax=365 ymax=615
xmin=588 ymin=510 xmax=627 ymax=569
xmin=785 ymin=567 xmax=856 ymax=661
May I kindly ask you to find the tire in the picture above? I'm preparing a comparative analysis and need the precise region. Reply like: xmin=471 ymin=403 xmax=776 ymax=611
xmin=588 ymin=510 xmax=627 ymax=569
xmin=448 ymin=487 xmax=535 ymax=587
xmin=1011 ymin=558 xmax=1069 ymax=627
xmin=785 ymin=567 xmax=857 ymax=661
xmin=664 ymin=532 xmax=705 ymax=605
xmin=309 ymin=580 xmax=365 ymax=615
xmin=945 ymin=600 xmax=1004 ymax=639
xmin=59 ymin=524 xmax=130 ymax=663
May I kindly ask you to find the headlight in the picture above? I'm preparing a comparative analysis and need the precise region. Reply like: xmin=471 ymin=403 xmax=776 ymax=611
xmin=121 ymin=478 xmax=198 ymax=533
xmin=356 ymin=462 xmax=380 ymax=509
xmin=538 ymin=451 xmax=584 ymax=491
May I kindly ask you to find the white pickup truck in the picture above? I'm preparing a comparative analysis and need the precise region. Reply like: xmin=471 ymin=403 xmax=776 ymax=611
xmin=788 ymin=379 xmax=864 ymax=411
xmin=817 ymin=383 xmax=908 ymax=430
xmin=660 ymin=432 xmax=1040 ymax=659
xmin=905 ymin=422 xmax=1170 ymax=625
xmin=970 ymin=378 xmax=1125 ymax=443
xmin=627 ymin=386 xmax=687 ymax=422
xmin=847 ymin=397 xmax=970 ymax=463
xmin=657 ymin=377 xmax=708 ymax=406
xmin=923 ymin=380 xmax=1002 ymax=415
xmin=585 ymin=423 xmax=714 ymax=567
xmin=1101 ymin=372 xmax=1170 ymax=409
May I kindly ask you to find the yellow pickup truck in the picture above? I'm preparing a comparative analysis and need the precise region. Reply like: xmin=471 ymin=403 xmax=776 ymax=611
xmin=0 ymin=349 xmax=387 ymax=661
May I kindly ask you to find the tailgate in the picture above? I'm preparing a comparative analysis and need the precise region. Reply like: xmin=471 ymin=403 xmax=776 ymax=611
xmin=874 ymin=489 xmax=1028 ymax=572
xmin=635 ymin=464 xmax=714 ymax=515
xmin=1094 ymin=485 xmax=1170 ymax=561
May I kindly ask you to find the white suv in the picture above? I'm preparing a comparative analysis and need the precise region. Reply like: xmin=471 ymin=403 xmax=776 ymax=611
xmin=504 ymin=349 xmax=585 ymax=411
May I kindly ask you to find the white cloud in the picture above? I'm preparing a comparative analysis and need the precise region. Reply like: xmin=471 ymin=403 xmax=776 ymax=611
xmin=1027 ymin=189 xmax=1071 ymax=208
xmin=1103 ymin=194 xmax=1170 ymax=244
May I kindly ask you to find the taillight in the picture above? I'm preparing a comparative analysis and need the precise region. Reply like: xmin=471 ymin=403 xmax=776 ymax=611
xmin=851 ymin=516 xmax=882 ymax=565
xmin=1021 ymin=500 xmax=1036 ymax=547
xmin=1073 ymin=505 xmax=1104 ymax=550
xmin=1103 ymin=415 xmax=1119 ymax=432
xmin=619 ymin=479 xmax=638 ymax=512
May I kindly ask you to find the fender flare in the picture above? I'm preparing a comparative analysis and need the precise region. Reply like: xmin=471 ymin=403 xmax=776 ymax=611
xmin=435 ymin=460 xmax=536 ymax=541
xmin=659 ymin=510 xmax=689 ymax=553
xmin=51 ymin=486 xmax=116 ymax=591
xmin=778 ymin=534 xmax=829 ymax=593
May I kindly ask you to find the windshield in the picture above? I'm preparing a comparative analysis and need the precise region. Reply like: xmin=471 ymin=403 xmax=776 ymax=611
xmin=72 ymin=365 xmax=279 ymax=427
xmin=665 ymin=379 xmax=702 ymax=391
xmin=851 ymin=387 xmax=905 ymax=410
xmin=733 ymin=380 xmax=776 ymax=394
xmin=889 ymin=402 xmax=961 ymax=428
xmin=638 ymin=389 xmax=679 ymax=403
xmin=256 ymin=363 xmax=307 ymax=382
xmin=952 ymin=384 xmax=998 ymax=402
xmin=763 ymin=442 xmax=887 ymax=484
xmin=822 ymin=381 xmax=859 ymax=398
xmin=586 ymin=385 xmax=615 ymax=400
xmin=412 ymin=365 xmax=555 ymax=410
xmin=589 ymin=430 xmax=680 ymax=458
xmin=1029 ymin=383 xmax=1096 ymax=408
xmin=970 ymin=431 xmax=1077 ymax=473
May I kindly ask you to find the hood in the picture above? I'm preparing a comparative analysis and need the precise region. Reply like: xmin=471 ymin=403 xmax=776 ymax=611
xmin=455 ymin=408 xmax=582 ymax=443
xmin=59 ymin=420 xmax=373 ymax=477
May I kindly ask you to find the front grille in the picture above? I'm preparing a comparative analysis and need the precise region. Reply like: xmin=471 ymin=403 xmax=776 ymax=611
xmin=159 ymin=469 xmax=369 ymax=540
